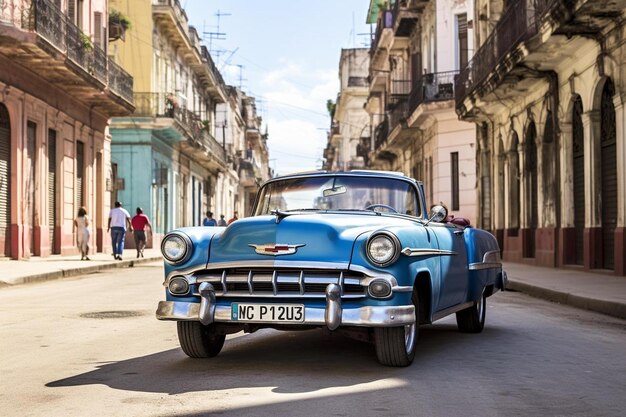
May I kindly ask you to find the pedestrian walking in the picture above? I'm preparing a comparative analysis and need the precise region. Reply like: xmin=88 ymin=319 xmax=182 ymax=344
xmin=107 ymin=201 xmax=132 ymax=260
xmin=73 ymin=206 xmax=91 ymax=260
xmin=217 ymin=214 xmax=227 ymax=227
xmin=203 ymin=211 xmax=217 ymax=226
xmin=131 ymin=207 xmax=152 ymax=258
xmin=228 ymin=211 xmax=239 ymax=225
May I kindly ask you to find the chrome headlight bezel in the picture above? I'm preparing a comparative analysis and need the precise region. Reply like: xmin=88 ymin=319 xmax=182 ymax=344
xmin=168 ymin=276 xmax=190 ymax=295
xmin=161 ymin=232 xmax=193 ymax=264
xmin=366 ymin=231 xmax=401 ymax=267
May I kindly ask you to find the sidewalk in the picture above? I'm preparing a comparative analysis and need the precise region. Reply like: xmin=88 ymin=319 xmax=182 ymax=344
xmin=0 ymin=250 xmax=624 ymax=320
xmin=504 ymin=262 xmax=626 ymax=320
xmin=0 ymin=248 xmax=163 ymax=287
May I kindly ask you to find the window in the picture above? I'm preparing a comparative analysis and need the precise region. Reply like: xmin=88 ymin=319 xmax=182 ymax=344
xmin=451 ymin=152 xmax=459 ymax=211
xmin=456 ymin=14 xmax=468 ymax=70
xmin=76 ymin=141 xmax=84 ymax=208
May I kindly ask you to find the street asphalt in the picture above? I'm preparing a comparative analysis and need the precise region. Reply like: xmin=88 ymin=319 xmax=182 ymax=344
xmin=1 ymin=248 xmax=624 ymax=320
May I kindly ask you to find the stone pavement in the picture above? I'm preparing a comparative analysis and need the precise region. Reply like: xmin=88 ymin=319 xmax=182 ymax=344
xmin=0 ymin=249 xmax=624 ymax=320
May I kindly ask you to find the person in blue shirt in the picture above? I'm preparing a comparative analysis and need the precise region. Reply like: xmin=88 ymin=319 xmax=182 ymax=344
xmin=203 ymin=211 xmax=217 ymax=226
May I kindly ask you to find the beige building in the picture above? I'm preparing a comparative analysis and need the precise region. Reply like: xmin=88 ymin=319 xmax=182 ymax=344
xmin=455 ymin=0 xmax=626 ymax=275
xmin=324 ymin=48 xmax=370 ymax=172
xmin=0 ymin=0 xmax=134 ymax=259
xmin=365 ymin=0 xmax=478 ymax=223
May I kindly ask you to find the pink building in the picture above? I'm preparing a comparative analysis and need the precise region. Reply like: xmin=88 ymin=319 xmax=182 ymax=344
xmin=0 ymin=0 xmax=134 ymax=259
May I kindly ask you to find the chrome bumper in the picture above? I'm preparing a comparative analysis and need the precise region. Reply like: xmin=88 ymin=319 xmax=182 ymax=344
xmin=156 ymin=299 xmax=415 ymax=329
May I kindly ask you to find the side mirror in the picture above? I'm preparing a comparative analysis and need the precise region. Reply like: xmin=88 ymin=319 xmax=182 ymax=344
xmin=428 ymin=205 xmax=448 ymax=224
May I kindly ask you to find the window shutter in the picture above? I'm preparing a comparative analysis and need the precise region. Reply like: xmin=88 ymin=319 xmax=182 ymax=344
xmin=68 ymin=0 xmax=76 ymax=23
xmin=94 ymin=12 xmax=102 ymax=48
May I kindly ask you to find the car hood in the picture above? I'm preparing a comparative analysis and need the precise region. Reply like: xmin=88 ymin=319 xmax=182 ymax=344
xmin=207 ymin=213 xmax=417 ymax=265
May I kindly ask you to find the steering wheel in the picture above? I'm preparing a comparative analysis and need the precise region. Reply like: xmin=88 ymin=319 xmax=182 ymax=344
xmin=365 ymin=204 xmax=398 ymax=213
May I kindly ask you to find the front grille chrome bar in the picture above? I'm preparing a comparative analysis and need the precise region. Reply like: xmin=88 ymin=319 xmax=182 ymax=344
xmin=191 ymin=268 xmax=367 ymax=299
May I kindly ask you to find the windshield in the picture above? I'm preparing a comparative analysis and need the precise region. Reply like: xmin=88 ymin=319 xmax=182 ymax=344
xmin=253 ymin=175 xmax=420 ymax=217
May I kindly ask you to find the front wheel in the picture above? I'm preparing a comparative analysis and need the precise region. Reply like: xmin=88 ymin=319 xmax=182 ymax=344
xmin=456 ymin=291 xmax=486 ymax=333
xmin=374 ymin=291 xmax=418 ymax=367
xmin=177 ymin=321 xmax=226 ymax=358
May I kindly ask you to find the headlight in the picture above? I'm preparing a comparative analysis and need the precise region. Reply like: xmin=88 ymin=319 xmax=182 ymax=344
xmin=161 ymin=232 xmax=192 ymax=264
xmin=366 ymin=232 xmax=400 ymax=266
xmin=168 ymin=276 xmax=190 ymax=295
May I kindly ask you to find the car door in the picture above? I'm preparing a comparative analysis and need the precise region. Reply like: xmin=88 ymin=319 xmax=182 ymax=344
xmin=430 ymin=223 xmax=468 ymax=311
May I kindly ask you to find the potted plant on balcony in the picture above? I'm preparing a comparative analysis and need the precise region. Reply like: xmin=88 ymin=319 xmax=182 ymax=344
xmin=79 ymin=33 xmax=94 ymax=52
xmin=165 ymin=93 xmax=178 ymax=117
xmin=109 ymin=9 xmax=132 ymax=41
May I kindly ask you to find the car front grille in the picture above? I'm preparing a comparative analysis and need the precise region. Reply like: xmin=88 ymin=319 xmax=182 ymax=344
xmin=192 ymin=268 xmax=367 ymax=298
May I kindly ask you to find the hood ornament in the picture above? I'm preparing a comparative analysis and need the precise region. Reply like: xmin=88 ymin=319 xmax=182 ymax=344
xmin=249 ymin=243 xmax=305 ymax=256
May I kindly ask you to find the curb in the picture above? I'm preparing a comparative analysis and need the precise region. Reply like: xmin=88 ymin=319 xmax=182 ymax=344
xmin=506 ymin=279 xmax=626 ymax=320
xmin=0 ymin=256 xmax=162 ymax=287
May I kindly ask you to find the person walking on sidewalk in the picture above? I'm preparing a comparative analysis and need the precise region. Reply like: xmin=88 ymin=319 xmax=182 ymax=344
xmin=217 ymin=214 xmax=227 ymax=227
xmin=131 ymin=207 xmax=152 ymax=258
xmin=73 ymin=206 xmax=91 ymax=260
xmin=107 ymin=201 xmax=132 ymax=261
xmin=202 ymin=211 xmax=217 ymax=226
xmin=228 ymin=211 xmax=239 ymax=225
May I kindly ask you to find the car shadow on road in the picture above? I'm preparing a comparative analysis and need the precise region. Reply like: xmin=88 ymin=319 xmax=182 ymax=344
xmin=46 ymin=323 xmax=514 ymax=396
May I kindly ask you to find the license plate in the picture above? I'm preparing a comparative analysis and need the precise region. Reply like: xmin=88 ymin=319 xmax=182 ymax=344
xmin=231 ymin=303 xmax=305 ymax=323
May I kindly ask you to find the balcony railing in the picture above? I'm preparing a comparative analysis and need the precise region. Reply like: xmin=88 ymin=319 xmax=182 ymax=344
xmin=370 ymin=10 xmax=393 ymax=55
xmin=455 ymin=0 xmax=555 ymax=105
xmin=409 ymin=70 xmax=458 ymax=114
xmin=108 ymin=60 xmax=134 ymax=104
xmin=133 ymin=92 xmax=225 ymax=163
xmin=391 ymin=0 xmax=419 ymax=36
xmin=0 ymin=0 xmax=134 ymax=105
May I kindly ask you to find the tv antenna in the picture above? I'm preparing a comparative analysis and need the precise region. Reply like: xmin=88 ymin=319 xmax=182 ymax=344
xmin=203 ymin=10 xmax=231 ymax=52
xmin=236 ymin=64 xmax=247 ymax=90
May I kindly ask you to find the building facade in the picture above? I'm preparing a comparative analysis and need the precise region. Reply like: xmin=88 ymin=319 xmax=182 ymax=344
xmin=108 ymin=0 xmax=232 ymax=244
xmin=455 ymin=0 xmax=626 ymax=275
xmin=0 ymin=0 xmax=134 ymax=259
xmin=323 ymin=48 xmax=370 ymax=172
xmin=365 ymin=0 xmax=478 ymax=223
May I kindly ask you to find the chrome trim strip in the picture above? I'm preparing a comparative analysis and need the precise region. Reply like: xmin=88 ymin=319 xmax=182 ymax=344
xmin=468 ymin=262 xmax=502 ymax=271
xmin=156 ymin=301 xmax=416 ymax=327
xmin=271 ymin=270 xmax=277 ymax=295
xmin=392 ymin=285 xmax=413 ymax=293
xmin=247 ymin=270 xmax=253 ymax=294
xmin=431 ymin=301 xmax=474 ymax=322
xmin=401 ymin=248 xmax=457 ymax=257
xmin=468 ymin=250 xmax=502 ymax=270
xmin=298 ymin=270 xmax=304 ymax=295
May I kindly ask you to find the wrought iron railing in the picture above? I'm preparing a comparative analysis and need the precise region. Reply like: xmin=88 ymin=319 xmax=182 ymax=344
xmin=374 ymin=118 xmax=389 ymax=150
xmin=108 ymin=60 xmax=134 ymax=104
xmin=370 ymin=10 xmax=393 ymax=55
xmin=409 ymin=70 xmax=458 ymax=114
xmin=455 ymin=0 xmax=556 ymax=105
xmin=1 ymin=0 xmax=134 ymax=105
xmin=133 ymin=92 xmax=226 ymax=163
xmin=200 ymin=46 xmax=226 ymax=89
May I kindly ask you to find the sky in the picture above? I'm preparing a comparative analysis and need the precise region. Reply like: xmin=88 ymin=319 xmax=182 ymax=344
xmin=182 ymin=0 xmax=372 ymax=176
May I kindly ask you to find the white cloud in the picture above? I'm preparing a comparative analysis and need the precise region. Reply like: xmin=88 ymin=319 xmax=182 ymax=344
xmin=256 ymin=63 xmax=338 ymax=176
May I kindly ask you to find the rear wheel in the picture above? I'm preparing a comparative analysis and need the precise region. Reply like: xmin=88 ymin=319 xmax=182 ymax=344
xmin=177 ymin=321 xmax=226 ymax=358
xmin=374 ymin=290 xmax=418 ymax=367
xmin=456 ymin=291 xmax=486 ymax=333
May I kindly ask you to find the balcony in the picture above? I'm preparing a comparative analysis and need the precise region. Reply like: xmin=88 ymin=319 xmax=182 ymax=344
xmin=133 ymin=92 xmax=226 ymax=170
xmin=409 ymin=70 xmax=457 ymax=115
xmin=0 ymin=0 xmax=134 ymax=115
xmin=454 ymin=0 xmax=616 ymax=118
xmin=391 ymin=0 xmax=419 ymax=37
xmin=369 ymin=10 xmax=393 ymax=71
xmin=153 ymin=0 xmax=226 ymax=103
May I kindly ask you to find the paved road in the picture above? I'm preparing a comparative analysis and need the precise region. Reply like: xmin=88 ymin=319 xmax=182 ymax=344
xmin=1 ymin=263 xmax=625 ymax=417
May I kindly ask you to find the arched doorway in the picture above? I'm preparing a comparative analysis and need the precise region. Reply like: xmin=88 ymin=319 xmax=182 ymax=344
xmin=600 ymin=79 xmax=617 ymax=270
xmin=572 ymin=96 xmax=585 ymax=265
xmin=524 ymin=122 xmax=538 ymax=258
xmin=0 ymin=103 xmax=11 ymax=257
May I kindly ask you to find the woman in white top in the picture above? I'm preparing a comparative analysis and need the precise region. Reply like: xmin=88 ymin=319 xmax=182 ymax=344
xmin=74 ymin=207 xmax=91 ymax=260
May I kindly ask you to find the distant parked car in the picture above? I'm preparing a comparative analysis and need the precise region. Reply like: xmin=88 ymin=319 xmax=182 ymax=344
xmin=156 ymin=170 xmax=507 ymax=366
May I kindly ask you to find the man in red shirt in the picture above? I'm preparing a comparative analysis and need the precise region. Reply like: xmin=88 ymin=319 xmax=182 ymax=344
xmin=131 ymin=207 xmax=153 ymax=258
xmin=228 ymin=211 xmax=239 ymax=225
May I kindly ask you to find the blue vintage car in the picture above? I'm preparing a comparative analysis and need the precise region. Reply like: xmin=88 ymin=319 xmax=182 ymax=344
xmin=156 ymin=170 xmax=507 ymax=366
